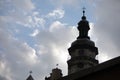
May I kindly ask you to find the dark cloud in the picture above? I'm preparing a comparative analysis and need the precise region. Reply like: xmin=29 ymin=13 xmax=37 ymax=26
xmin=93 ymin=0 xmax=120 ymax=62
xmin=0 ymin=76 xmax=7 ymax=80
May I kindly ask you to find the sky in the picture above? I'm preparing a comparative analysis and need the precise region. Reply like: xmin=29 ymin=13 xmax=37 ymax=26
xmin=0 ymin=0 xmax=120 ymax=80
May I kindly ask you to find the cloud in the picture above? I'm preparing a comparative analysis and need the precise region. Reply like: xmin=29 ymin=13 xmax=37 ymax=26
xmin=0 ymin=0 xmax=46 ymax=28
xmin=30 ymin=29 xmax=40 ymax=37
xmin=0 ymin=14 xmax=39 ymax=80
xmin=16 ymin=14 xmax=46 ymax=28
xmin=12 ymin=0 xmax=35 ymax=12
xmin=0 ymin=2 xmax=40 ymax=76
xmin=0 ymin=60 xmax=12 ymax=80
xmin=50 ymin=0 xmax=81 ymax=7
xmin=0 ymin=0 xmax=35 ymax=17
xmin=35 ymin=21 xmax=77 ymax=77
xmin=49 ymin=21 xmax=66 ymax=31
xmin=0 ymin=76 xmax=7 ymax=80
xmin=93 ymin=0 xmax=120 ymax=62
xmin=46 ymin=9 xmax=65 ymax=19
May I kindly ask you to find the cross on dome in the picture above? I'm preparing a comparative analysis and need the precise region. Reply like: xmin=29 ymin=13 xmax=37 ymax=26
xmin=82 ymin=7 xmax=86 ymax=16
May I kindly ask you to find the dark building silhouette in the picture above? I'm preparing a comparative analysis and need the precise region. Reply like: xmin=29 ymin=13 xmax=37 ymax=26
xmin=26 ymin=71 xmax=34 ymax=80
xmin=67 ymin=8 xmax=98 ymax=75
xmin=26 ymin=9 xmax=120 ymax=80
xmin=45 ymin=67 xmax=63 ymax=80
xmin=59 ymin=56 xmax=120 ymax=80
xmin=26 ymin=74 xmax=34 ymax=80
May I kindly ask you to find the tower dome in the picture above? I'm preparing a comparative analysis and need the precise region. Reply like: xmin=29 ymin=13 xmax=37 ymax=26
xmin=67 ymin=8 xmax=99 ymax=75
xmin=77 ymin=8 xmax=90 ymax=39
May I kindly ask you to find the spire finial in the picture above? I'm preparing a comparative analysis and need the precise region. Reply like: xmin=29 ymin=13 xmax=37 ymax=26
xmin=29 ymin=71 xmax=32 ymax=75
xmin=56 ymin=64 xmax=59 ymax=68
xmin=82 ymin=7 xmax=86 ymax=16
xmin=82 ymin=7 xmax=86 ymax=20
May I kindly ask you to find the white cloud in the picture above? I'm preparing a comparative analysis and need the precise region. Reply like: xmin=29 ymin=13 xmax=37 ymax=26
xmin=0 ymin=0 xmax=46 ymax=28
xmin=0 ymin=27 xmax=39 ymax=65
xmin=33 ymin=16 xmax=46 ymax=27
xmin=50 ymin=0 xmax=80 ymax=7
xmin=49 ymin=21 xmax=66 ymax=32
xmin=98 ymin=53 xmax=112 ymax=63
xmin=93 ymin=0 xmax=120 ymax=62
xmin=0 ymin=25 xmax=39 ymax=80
xmin=30 ymin=29 xmax=40 ymax=37
xmin=12 ymin=0 xmax=35 ymax=12
xmin=46 ymin=9 xmax=65 ymax=19
xmin=36 ymin=21 xmax=78 ymax=77
xmin=0 ymin=60 xmax=12 ymax=80
xmin=18 ymin=42 xmax=39 ymax=65
xmin=16 ymin=12 xmax=46 ymax=28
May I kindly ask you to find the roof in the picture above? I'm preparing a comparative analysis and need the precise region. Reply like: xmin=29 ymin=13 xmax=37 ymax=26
xmin=60 ymin=56 xmax=120 ymax=80
xmin=26 ymin=75 xmax=34 ymax=80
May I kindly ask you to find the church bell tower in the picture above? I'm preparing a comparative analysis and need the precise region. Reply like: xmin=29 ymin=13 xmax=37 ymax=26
xmin=67 ymin=8 xmax=99 ymax=74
